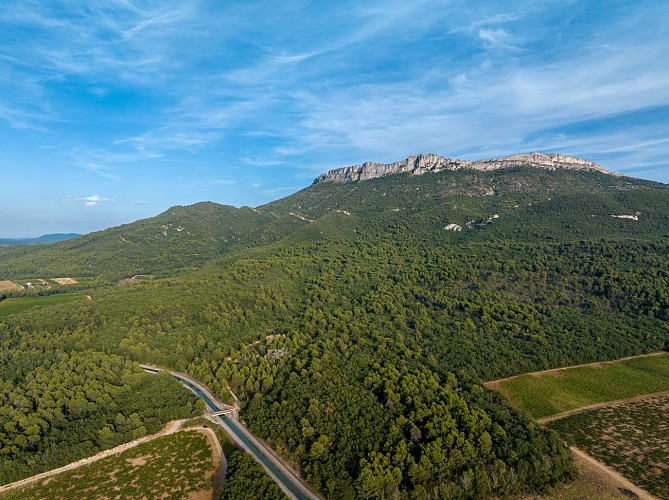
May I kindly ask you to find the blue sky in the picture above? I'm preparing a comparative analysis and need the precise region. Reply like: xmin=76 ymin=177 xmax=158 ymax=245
xmin=1 ymin=0 xmax=668 ymax=237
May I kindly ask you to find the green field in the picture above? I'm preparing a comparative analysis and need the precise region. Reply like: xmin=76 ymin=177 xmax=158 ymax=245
xmin=491 ymin=354 xmax=669 ymax=419
xmin=549 ymin=394 xmax=669 ymax=499
xmin=0 ymin=429 xmax=218 ymax=500
xmin=0 ymin=294 xmax=88 ymax=318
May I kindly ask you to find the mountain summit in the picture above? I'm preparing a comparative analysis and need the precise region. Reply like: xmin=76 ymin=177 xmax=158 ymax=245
xmin=313 ymin=152 xmax=617 ymax=183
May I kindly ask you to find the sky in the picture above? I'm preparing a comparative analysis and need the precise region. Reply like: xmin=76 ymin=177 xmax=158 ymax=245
xmin=1 ymin=0 xmax=668 ymax=237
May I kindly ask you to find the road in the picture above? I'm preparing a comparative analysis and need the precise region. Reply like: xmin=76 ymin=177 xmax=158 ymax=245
xmin=140 ymin=364 xmax=320 ymax=500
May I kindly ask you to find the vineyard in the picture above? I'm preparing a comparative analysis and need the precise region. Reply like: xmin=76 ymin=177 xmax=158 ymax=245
xmin=0 ymin=429 xmax=219 ymax=500
xmin=549 ymin=394 xmax=669 ymax=499
xmin=0 ymin=293 xmax=88 ymax=318
xmin=491 ymin=353 xmax=669 ymax=419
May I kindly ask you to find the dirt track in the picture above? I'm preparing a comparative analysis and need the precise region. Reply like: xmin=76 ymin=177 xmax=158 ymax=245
xmin=536 ymin=390 xmax=669 ymax=424
xmin=570 ymin=447 xmax=657 ymax=500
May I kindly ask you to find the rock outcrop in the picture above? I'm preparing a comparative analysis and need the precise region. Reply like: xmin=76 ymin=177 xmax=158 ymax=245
xmin=313 ymin=154 xmax=462 ymax=183
xmin=313 ymin=152 xmax=617 ymax=184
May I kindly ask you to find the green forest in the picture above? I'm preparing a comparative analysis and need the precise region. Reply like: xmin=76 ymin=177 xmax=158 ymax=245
xmin=0 ymin=167 xmax=667 ymax=498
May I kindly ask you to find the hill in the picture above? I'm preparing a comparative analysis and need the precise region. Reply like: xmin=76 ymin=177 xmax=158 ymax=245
xmin=2 ymin=154 xmax=666 ymax=282
xmin=0 ymin=233 xmax=80 ymax=246
xmin=1 ymin=153 xmax=668 ymax=497
xmin=0 ymin=202 xmax=303 ymax=281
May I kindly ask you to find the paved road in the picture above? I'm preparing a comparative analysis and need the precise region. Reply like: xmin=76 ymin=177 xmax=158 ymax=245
xmin=140 ymin=364 xmax=320 ymax=500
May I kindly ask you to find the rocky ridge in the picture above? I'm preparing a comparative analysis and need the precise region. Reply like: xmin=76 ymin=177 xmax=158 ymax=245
xmin=313 ymin=152 xmax=618 ymax=183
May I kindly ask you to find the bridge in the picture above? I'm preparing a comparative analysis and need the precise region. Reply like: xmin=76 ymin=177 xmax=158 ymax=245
xmin=139 ymin=363 xmax=320 ymax=499
xmin=208 ymin=408 xmax=235 ymax=417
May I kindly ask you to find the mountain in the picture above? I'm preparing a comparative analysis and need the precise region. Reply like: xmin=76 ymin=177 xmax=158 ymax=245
xmin=313 ymin=152 xmax=617 ymax=183
xmin=0 ymin=153 xmax=666 ymax=281
xmin=1 ymin=153 xmax=668 ymax=498
xmin=0 ymin=233 xmax=80 ymax=246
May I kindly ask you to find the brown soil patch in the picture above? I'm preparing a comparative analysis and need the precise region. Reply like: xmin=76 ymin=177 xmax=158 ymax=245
xmin=0 ymin=280 xmax=18 ymax=291
xmin=52 ymin=277 xmax=78 ymax=285
xmin=185 ymin=489 xmax=211 ymax=500
xmin=126 ymin=455 xmax=151 ymax=467
xmin=117 ymin=275 xmax=153 ymax=286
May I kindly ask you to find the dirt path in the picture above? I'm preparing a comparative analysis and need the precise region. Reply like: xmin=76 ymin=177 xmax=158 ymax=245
xmin=199 ymin=426 xmax=227 ymax=497
xmin=484 ymin=351 xmax=667 ymax=389
xmin=570 ymin=447 xmax=657 ymax=500
xmin=0 ymin=419 xmax=190 ymax=495
xmin=536 ymin=390 xmax=669 ymax=424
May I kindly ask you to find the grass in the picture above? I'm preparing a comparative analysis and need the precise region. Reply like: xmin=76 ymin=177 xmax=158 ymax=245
xmin=0 ymin=294 xmax=88 ymax=318
xmin=492 ymin=353 xmax=669 ymax=419
xmin=0 ymin=429 xmax=218 ymax=500
xmin=548 ymin=394 xmax=669 ymax=499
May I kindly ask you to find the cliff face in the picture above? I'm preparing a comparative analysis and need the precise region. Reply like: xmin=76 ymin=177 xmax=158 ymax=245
xmin=465 ymin=153 xmax=607 ymax=172
xmin=313 ymin=152 xmax=617 ymax=183
xmin=313 ymin=154 xmax=462 ymax=182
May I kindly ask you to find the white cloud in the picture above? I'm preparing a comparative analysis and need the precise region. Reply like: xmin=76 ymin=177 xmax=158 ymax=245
xmin=2 ymin=0 xmax=668 ymax=189
xmin=478 ymin=27 xmax=510 ymax=46
xmin=75 ymin=194 xmax=115 ymax=207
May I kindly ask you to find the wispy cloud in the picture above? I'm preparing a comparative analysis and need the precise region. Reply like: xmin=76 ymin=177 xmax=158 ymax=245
xmin=478 ymin=28 xmax=511 ymax=47
xmin=1 ymin=0 xmax=668 ymax=230
xmin=114 ymin=128 xmax=221 ymax=152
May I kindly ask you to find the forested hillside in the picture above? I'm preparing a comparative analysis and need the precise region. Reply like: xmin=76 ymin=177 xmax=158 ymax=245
xmin=1 ymin=165 xmax=668 ymax=497
xmin=1 ymin=167 xmax=665 ymax=282
xmin=0 ymin=202 xmax=303 ymax=281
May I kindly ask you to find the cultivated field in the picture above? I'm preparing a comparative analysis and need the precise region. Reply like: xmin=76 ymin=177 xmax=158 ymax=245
xmin=0 ymin=294 xmax=88 ymax=318
xmin=0 ymin=429 xmax=219 ymax=500
xmin=549 ymin=394 xmax=669 ymax=499
xmin=489 ymin=353 xmax=669 ymax=419
xmin=0 ymin=280 xmax=18 ymax=291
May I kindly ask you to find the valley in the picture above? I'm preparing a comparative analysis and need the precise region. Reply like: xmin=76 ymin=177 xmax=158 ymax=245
xmin=0 ymin=157 xmax=667 ymax=498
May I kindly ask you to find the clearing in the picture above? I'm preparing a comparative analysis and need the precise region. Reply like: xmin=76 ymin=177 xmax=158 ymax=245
xmin=487 ymin=352 xmax=669 ymax=419
xmin=0 ymin=280 xmax=18 ymax=291
xmin=51 ymin=277 xmax=78 ymax=285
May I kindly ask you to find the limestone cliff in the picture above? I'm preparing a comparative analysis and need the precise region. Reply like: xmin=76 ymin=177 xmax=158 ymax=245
xmin=313 ymin=152 xmax=618 ymax=183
